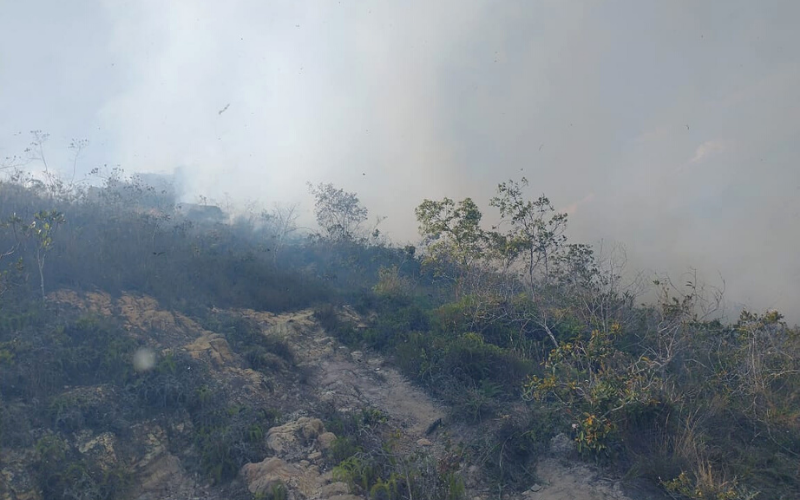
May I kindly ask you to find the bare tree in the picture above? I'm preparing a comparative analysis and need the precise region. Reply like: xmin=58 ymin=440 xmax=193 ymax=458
xmin=266 ymin=202 xmax=300 ymax=264
xmin=26 ymin=211 xmax=65 ymax=301
xmin=307 ymin=182 xmax=368 ymax=242
xmin=0 ymin=233 xmax=18 ymax=300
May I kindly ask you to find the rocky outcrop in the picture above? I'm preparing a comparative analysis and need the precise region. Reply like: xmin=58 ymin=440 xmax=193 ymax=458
xmin=265 ymin=417 xmax=330 ymax=459
xmin=75 ymin=431 xmax=118 ymax=471
xmin=241 ymin=458 xmax=360 ymax=500
xmin=241 ymin=417 xmax=353 ymax=500
xmin=0 ymin=449 xmax=40 ymax=500
xmin=128 ymin=423 xmax=199 ymax=500
xmin=317 ymin=432 xmax=337 ymax=451
xmin=184 ymin=331 xmax=237 ymax=369
xmin=241 ymin=457 xmax=323 ymax=499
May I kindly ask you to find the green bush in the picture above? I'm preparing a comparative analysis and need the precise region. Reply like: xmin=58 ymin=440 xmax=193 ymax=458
xmin=126 ymin=351 xmax=206 ymax=412
xmin=313 ymin=305 xmax=361 ymax=346
xmin=210 ymin=314 xmax=295 ymax=373
xmin=191 ymin=403 xmax=278 ymax=484
xmin=395 ymin=329 xmax=533 ymax=420
xmin=34 ymin=433 xmax=132 ymax=500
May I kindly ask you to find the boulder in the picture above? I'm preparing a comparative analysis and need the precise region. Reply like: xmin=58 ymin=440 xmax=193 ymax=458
xmin=267 ymin=417 xmax=329 ymax=459
xmin=241 ymin=457 xmax=326 ymax=499
xmin=300 ymin=418 xmax=325 ymax=441
xmin=319 ymin=482 xmax=350 ymax=497
xmin=128 ymin=423 xmax=196 ymax=499
xmin=317 ymin=432 xmax=337 ymax=451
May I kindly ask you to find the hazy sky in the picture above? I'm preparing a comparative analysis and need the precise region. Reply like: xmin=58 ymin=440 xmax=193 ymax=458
xmin=1 ymin=1 xmax=798 ymax=319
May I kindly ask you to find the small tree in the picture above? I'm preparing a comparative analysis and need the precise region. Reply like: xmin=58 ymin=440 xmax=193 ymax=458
xmin=489 ymin=178 xmax=568 ymax=295
xmin=307 ymin=182 xmax=368 ymax=242
xmin=0 ymin=223 xmax=19 ymax=301
xmin=24 ymin=210 xmax=65 ymax=301
xmin=415 ymin=197 xmax=488 ymax=299
xmin=23 ymin=131 xmax=86 ymax=200
xmin=265 ymin=202 xmax=300 ymax=264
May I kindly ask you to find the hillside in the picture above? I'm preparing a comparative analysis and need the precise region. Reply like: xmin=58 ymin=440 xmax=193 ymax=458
xmin=1 ymin=175 xmax=798 ymax=500
xmin=2 ymin=289 xmax=668 ymax=500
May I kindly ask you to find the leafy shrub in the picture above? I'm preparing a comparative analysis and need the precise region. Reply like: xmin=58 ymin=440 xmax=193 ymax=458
xmin=476 ymin=416 xmax=542 ymax=488
xmin=313 ymin=305 xmax=361 ymax=345
xmin=395 ymin=329 xmax=533 ymax=422
xmin=126 ymin=351 xmax=206 ymax=412
xmin=332 ymin=447 xmax=465 ymax=500
xmin=523 ymin=324 xmax=663 ymax=459
xmin=254 ymin=482 xmax=289 ymax=500
xmin=210 ymin=314 xmax=295 ymax=373
xmin=34 ymin=433 xmax=132 ymax=500
xmin=191 ymin=404 xmax=278 ymax=484
xmin=47 ymin=387 xmax=124 ymax=434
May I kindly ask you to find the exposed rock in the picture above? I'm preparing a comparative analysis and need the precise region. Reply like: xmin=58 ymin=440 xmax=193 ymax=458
xmin=137 ymin=453 xmax=186 ymax=494
xmin=185 ymin=331 xmax=237 ymax=368
xmin=241 ymin=457 xmax=326 ymax=499
xmin=48 ymin=289 xmax=115 ymax=317
xmin=0 ymin=449 xmax=40 ymax=500
xmin=267 ymin=426 xmax=299 ymax=456
xmin=134 ymin=425 xmax=168 ymax=469
xmin=317 ymin=432 xmax=337 ymax=451
xmin=301 ymin=418 xmax=325 ymax=441
xmin=128 ymin=423 xmax=197 ymax=499
xmin=319 ymin=482 xmax=350 ymax=497
xmin=76 ymin=431 xmax=118 ymax=470
xmin=267 ymin=417 xmax=328 ymax=459
xmin=118 ymin=294 xmax=182 ymax=334
xmin=167 ymin=410 xmax=194 ymax=437
xmin=316 ymin=480 xmax=361 ymax=500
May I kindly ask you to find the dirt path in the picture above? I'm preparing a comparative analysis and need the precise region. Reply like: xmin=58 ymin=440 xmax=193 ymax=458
xmin=241 ymin=310 xmax=445 ymax=440
xmin=239 ymin=308 xmax=664 ymax=500
xmin=524 ymin=459 xmax=667 ymax=500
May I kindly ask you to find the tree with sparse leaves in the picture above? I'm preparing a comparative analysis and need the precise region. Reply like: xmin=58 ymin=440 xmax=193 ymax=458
xmin=489 ymin=177 xmax=568 ymax=295
xmin=307 ymin=182 xmax=369 ymax=242
xmin=21 ymin=210 xmax=64 ymax=301
xmin=264 ymin=202 xmax=299 ymax=264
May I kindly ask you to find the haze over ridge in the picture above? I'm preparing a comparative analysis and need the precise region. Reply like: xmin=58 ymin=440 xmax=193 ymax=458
xmin=1 ymin=0 xmax=798 ymax=321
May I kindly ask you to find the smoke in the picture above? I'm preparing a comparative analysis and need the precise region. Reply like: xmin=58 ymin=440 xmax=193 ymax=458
xmin=93 ymin=0 xmax=485 ymax=217
xmin=133 ymin=348 xmax=156 ymax=373
xmin=1 ymin=0 xmax=798 ymax=321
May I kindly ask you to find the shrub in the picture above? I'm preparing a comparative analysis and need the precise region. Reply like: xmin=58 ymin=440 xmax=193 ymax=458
xmin=212 ymin=314 xmax=294 ymax=373
xmin=34 ymin=433 xmax=132 ymax=500
xmin=190 ymin=402 xmax=278 ymax=485
xmin=126 ymin=351 xmax=206 ymax=412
